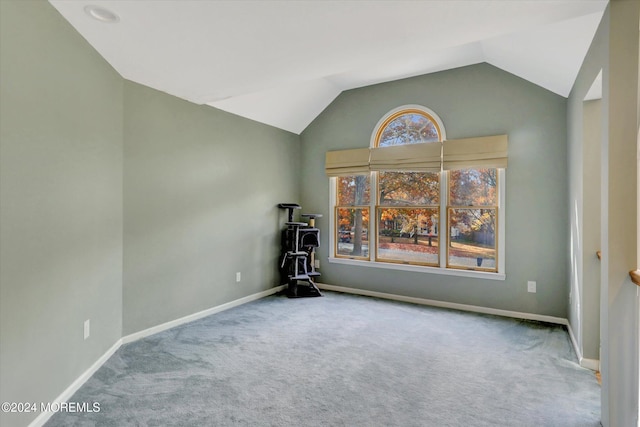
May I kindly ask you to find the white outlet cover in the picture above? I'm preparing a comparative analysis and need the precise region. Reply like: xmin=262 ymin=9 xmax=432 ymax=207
xmin=84 ymin=319 xmax=90 ymax=340
xmin=236 ymin=272 xmax=241 ymax=282
xmin=527 ymin=281 xmax=536 ymax=293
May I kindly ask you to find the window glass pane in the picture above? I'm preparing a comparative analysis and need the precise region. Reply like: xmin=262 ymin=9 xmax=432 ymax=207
xmin=448 ymin=208 xmax=496 ymax=270
xmin=337 ymin=175 xmax=370 ymax=206
xmin=379 ymin=171 xmax=439 ymax=205
xmin=379 ymin=113 xmax=439 ymax=147
xmin=336 ymin=207 xmax=369 ymax=258
xmin=449 ymin=168 xmax=497 ymax=206
xmin=377 ymin=208 xmax=439 ymax=265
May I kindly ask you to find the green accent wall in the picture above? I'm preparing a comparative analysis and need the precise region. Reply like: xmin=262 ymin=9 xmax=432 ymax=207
xmin=122 ymin=81 xmax=300 ymax=334
xmin=0 ymin=2 xmax=123 ymax=426
xmin=300 ymin=63 xmax=569 ymax=318
xmin=0 ymin=1 xmax=299 ymax=426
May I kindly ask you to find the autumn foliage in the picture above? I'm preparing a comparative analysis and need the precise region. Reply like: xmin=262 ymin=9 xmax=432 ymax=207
xmin=336 ymin=168 xmax=497 ymax=267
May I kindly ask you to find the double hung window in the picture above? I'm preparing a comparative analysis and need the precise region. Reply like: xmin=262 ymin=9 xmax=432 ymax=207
xmin=376 ymin=170 xmax=440 ymax=266
xmin=335 ymin=175 xmax=370 ymax=259
xmin=447 ymin=168 xmax=498 ymax=271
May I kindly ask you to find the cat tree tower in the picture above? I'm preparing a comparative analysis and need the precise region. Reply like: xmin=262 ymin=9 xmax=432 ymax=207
xmin=278 ymin=203 xmax=322 ymax=298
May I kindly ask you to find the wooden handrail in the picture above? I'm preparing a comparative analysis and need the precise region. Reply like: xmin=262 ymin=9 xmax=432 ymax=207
xmin=596 ymin=252 xmax=640 ymax=286
xmin=630 ymin=270 xmax=640 ymax=287
xmin=596 ymin=249 xmax=639 ymax=285
xmin=595 ymin=252 xmax=640 ymax=286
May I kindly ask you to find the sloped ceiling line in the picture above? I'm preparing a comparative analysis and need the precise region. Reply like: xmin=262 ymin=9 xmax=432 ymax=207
xmin=49 ymin=1 xmax=608 ymax=134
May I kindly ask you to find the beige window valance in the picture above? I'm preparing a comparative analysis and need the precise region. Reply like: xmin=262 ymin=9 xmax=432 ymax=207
xmin=325 ymin=134 xmax=508 ymax=175
xmin=324 ymin=148 xmax=370 ymax=177
xmin=442 ymin=134 xmax=508 ymax=170
xmin=369 ymin=142 xmax=441 ymax=172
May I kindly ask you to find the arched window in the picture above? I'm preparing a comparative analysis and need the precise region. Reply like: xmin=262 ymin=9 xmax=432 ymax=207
xmin=373 ymin=106 xmax=444 ymax=147
xmin=330 ymin=105 xmax=504 ymax=277
xmin=369 ymin=106 xmax=445 ymax=266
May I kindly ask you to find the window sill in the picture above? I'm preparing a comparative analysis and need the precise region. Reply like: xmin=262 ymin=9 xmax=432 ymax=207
xmin=328 ymin=257 xmax=505 ymax=281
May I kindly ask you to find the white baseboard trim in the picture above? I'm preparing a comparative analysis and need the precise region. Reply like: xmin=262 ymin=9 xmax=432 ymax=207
xmin=566 ymin=323 xmax=600 ymax=371
xmin=317 ymin=283 xmax=569 ymax=325
xmin=121 ymin=285 xmax=286 ymax=344
xmin=29 ymin=339 xmax=122 ymax=427
xmin=567 ymin=322 xmax=582 ymax=361
xmin=319 ymin=284 xmax=605 ymax=370
xmin=579 ymin=357 xmax=600 ymax=371
xmin=28 ymin=285 xmax=285 ymax=427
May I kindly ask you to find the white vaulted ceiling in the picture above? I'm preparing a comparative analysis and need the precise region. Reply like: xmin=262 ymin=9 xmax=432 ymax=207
xmin=49 ymin=0 xmax=608 ymax=134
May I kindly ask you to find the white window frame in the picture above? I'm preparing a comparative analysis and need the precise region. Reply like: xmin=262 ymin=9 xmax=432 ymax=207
xmin=328 ymin=105 xmax=506 ymax=280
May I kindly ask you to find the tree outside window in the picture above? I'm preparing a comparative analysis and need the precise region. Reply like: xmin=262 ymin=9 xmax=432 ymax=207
xmin=376 ymin=171 xmax=440 ymax=266
xmin=448 ymin=168 xmax=497 ymax=271
xmin=332 ymin=106 xmax=501 ymax=274
xmin=336 ymin=175 xmax=370 ymax=258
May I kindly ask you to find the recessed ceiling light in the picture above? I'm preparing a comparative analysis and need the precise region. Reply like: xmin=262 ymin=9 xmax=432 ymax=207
xmin=84 ymin=5 xmax=120 ymax=23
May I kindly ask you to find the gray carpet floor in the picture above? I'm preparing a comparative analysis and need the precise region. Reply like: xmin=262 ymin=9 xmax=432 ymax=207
xmin=46 ymin=291 xmax=601 ymax=426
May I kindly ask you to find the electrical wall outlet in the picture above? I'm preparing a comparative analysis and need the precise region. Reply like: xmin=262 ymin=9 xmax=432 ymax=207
xmin=527 ymin=281 xmax=537 ymax=293
xmin=236 ymin=272 xmax=241 ymax=282
xmin=84 ymin=319 xmax=90 ymax=340
xmin=314 ymin=259 xmax=320 ymax=269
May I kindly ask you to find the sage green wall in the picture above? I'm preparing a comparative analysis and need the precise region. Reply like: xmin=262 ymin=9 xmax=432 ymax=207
xmin=300 ymin=63 xmax=569 ymax=318
xmin=567 ymin=4 xmax=607 ymax=377
xmin=122 ymin=81 xmax=300 ymax=335
xmin=568 ymin=2 xmax=640 ymax=425
xmin=0 ymin=2 xmax=123 ymax=427
xmin=601 ymin=2 xmax=639 ymax=425
xmin=567 ymin=95 xmax=603 ymax=368
xmin=0 ymin=2 xmax=301 ymax=425
xmin=582 ymin=99 xmax=602 ymax=362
